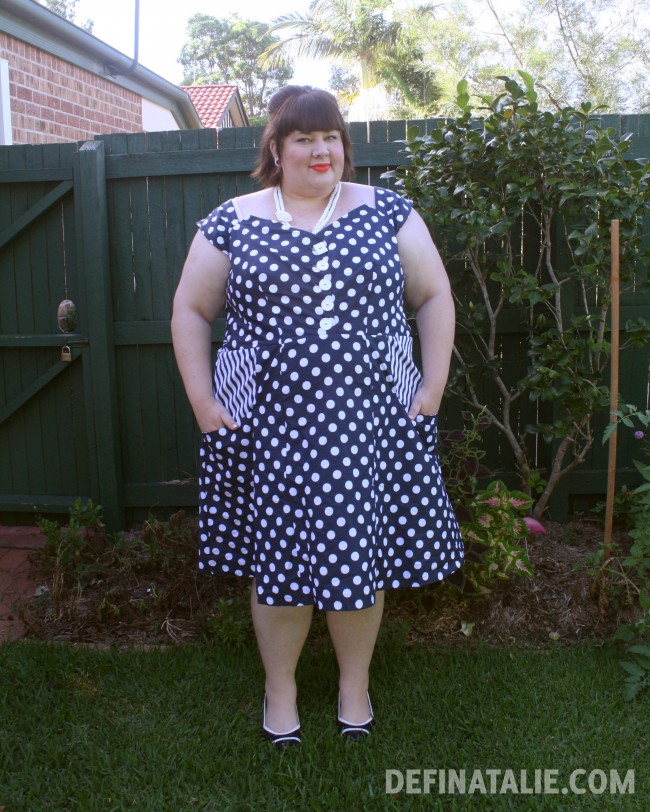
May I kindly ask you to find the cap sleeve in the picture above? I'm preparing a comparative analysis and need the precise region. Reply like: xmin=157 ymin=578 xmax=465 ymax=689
xmin=197 ymin=200 xmax=236 ymax=258
xmin=375 ymin=187 xmax=413 ymax=234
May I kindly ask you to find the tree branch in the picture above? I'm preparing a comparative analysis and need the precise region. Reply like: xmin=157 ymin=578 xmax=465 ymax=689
xmin=485 ymin=0 xmax=564 ymax=109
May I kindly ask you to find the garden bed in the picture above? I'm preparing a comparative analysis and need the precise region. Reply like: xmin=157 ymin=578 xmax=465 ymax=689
xmin=18 ymin=511 xmax=638 ymax=650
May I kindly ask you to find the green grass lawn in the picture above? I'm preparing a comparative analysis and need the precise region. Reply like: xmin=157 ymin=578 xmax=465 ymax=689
xmin=1 ymin=628 xmax=647 ymax=811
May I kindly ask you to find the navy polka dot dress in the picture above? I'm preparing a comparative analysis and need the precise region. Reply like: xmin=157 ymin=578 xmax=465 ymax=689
xmin=196 ymin=187 xmax=463 ymax=610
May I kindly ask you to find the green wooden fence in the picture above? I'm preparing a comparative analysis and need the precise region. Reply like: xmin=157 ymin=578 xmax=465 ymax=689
xmin=1 ymin=117 xmax=649 ymax=530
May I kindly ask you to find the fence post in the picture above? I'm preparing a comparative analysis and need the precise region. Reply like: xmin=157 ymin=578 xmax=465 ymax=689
xmin=74 ymin=140 xmax=124 ymax=530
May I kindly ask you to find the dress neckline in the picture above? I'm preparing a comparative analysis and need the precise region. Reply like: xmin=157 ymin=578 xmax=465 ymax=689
xmin=231 ymin=186 xmax=382 ymax=236
xmin=250 ymin=203 xmax=369 ymax=236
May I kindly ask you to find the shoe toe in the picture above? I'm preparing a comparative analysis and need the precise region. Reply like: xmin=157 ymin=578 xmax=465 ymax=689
xmin=337 ymin=692 xmax=374 ymax=740
xmin=338 ymin=718 xmax=374 ymax=740
xmin=262 ymin=694 xmax=301 ymax=748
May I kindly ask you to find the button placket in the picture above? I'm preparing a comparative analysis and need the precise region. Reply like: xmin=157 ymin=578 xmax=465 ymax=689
xmin=311 ymin=242 xmax=337 ymax=336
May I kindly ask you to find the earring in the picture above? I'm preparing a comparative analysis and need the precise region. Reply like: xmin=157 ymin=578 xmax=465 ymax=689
xmin=274 ymin=157 xmax=280 ymax=167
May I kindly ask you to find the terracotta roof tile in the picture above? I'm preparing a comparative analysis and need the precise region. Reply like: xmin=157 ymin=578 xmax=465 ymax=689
xmin=182 ymin=85 xmax=247 ymax=128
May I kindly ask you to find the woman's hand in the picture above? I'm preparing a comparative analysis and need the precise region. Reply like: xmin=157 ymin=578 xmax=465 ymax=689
xmin=194 ymin=397 xmax=239 ymax=433
xmin=407 ymin=385 xmax=441 ymax=420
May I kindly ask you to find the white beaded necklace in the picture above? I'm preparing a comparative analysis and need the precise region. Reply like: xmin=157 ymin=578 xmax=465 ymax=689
xmin=274 ymin=182 xmax=341 ymax=234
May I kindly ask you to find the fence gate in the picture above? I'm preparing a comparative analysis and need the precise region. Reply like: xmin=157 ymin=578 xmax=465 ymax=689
xmin=0 ymin=141 xmax=116 ymax=525
xmin=0 ymin=130 xmax=226 ymax=530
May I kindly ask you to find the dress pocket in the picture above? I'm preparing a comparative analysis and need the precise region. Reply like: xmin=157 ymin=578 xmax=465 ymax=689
xmin=414 ymin=412 xmax=438 ymax=455
xmin=201 ymin=426 xmax=240 ymax=462
xmin=379 ymin=333 xmax=421 ymax=411
xmin=212 ymin=346 xmax=258 ymax=423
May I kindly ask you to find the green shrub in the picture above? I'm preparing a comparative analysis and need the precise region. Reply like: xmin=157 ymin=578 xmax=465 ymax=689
xmin=456 ymin=480 xmax=535 ymax=594
xmin=387 ymin=72 xmax=650 ymax=519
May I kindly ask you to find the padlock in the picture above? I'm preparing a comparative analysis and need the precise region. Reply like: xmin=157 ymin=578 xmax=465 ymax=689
xmin=61 ymin=345 xmax=72 ymax=362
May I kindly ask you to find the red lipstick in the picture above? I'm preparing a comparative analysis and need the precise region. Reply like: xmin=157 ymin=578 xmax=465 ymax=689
xmin=310 ymin=164 xmax=331 ymax=172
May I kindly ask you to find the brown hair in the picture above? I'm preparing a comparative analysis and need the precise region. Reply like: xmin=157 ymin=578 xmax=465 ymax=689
xmin=252 ymin=86 xmax=354 ymax=187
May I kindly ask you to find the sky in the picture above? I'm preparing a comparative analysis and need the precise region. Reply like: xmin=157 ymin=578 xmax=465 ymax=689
xmin=74 ymin=0 xmax=329 ymax=87
xmin=70 ymin=1 xmax=533 ymax=92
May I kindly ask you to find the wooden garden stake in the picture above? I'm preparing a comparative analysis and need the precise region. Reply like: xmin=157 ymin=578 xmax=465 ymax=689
xmin=603 ymin=219 xmax=620 ymax=562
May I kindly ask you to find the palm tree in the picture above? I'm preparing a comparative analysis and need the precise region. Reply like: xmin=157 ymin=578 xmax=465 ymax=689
xmin=259 ymin=0 xmax=440 ymax=119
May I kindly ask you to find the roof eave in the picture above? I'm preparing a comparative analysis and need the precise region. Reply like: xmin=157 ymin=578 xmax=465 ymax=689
xmin=1 ymin=0 xmax=201 ymax=130
xmin=232 ymin=93 xmax=250 ymax=127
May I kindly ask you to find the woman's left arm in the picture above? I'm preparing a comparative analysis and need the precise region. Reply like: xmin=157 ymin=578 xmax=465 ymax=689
xmin=398 ymin=208 xmax=456 ymax=419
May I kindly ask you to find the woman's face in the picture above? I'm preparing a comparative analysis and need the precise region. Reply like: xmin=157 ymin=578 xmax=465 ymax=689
xmin=275 ymin=130 xmax=345 ymax=192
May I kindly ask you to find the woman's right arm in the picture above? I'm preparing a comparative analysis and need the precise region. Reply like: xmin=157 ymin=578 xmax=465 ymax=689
xmin=171 ymin=231 xmax=238 ymax=432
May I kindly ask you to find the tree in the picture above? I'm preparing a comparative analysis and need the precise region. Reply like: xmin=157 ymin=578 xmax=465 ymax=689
xmin=329 ymin=65 xmax=359 ymax=116
xmin=486 ymin=0 xmax=650 ymax=111
xmin=38 ymin=0 xmax=93 ymax=32
xmin=259 ymin=0 xmax=441 ymax=119
xmin=178 ymin=15 xmax=294 ymax=121
xmin=405 ymin=0 xmax=650 ymax=113
xmin=397 ymin=1 xmax=504 ymax=116
xmin=389 ymin=73 xmax=650 ymax=517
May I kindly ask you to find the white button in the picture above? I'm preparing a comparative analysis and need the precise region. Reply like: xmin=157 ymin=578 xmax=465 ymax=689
xmin=313 ymin=242 xmax=327 ymax=255
xmin=318 ymin=275 xmax=332 ymax=291
xmin=320 ymin=317 xmax=335 ymax=330
xmin=314 ymin=257 xmax=329 ymax=271
xmin=321 ymin=295 xmax=335 ymax=311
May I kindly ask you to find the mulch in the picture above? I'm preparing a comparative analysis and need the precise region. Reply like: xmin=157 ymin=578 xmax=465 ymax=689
xmin=16 ymin=513 xmax=639 ymax=649
xmin=395 ymin=517 xmax=638 ymax=648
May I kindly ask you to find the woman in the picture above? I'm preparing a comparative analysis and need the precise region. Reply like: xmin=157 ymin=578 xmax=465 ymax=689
xmin=171 ymin=86 xmax=463 ymax=747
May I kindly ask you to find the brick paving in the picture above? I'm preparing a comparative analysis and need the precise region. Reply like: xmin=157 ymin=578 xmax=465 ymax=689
xmin=0 ymin=527 xmax=45 ymax=642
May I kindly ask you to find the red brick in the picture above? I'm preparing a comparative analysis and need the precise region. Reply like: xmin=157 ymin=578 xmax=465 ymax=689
xmin=14 ymin=85 xmax=32 ymax=102
xmin=3 ymin=31 xmax=148 ymax=143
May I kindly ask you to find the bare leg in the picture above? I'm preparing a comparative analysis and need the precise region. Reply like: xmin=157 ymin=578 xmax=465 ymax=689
xmin=250 ymin=582 xmax=313 ymax=732
xmin=326 ymin=591 xmax=385 ymax=724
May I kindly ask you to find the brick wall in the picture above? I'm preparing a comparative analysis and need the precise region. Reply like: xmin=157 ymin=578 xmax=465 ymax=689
xmin=1 ymin=32 xmax=143 ymax=144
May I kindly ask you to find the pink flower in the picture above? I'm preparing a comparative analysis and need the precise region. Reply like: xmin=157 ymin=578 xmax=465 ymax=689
xmin=524 ymin=517 xmax=546 ymax=535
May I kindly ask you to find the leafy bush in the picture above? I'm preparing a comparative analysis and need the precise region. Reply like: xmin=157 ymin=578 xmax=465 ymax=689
xmin=387 ymin=72 xmax=650 ymax=518
xmin=437 ymin=408 xmax=492 ymax=515
xmin=456 ymin=480 xmax=535 ymax=594
xmin=37 ymin=499 xmax=109 ymax=588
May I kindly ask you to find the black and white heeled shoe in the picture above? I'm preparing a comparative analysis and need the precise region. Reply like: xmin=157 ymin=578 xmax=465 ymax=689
xmin=338 ymin=692 xmax=374 ymax=740
xmin=262 ymin=695 xmax=301 ymax=749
